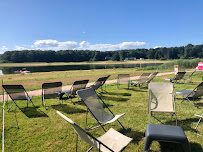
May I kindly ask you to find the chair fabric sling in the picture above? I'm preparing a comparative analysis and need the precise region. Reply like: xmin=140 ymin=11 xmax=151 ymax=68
xmin=175 ymin=82 xmax=203 ymax=108
xmin=131 ymin=73 xmax=151 ymax=88
xmin=56 ymin=111 xmax=132 ymax=152
xmin=148 ymin=82 xmax=177 ymax=125
xmin=77 ymin=87 xmax=125 ymax=132
xmin=42 ymin=82 xmax=62 ymax=110
xmin=90 ymin=75 xmax=110 ymax=92
xmin=145 ymin=72 xmax=158 ymax=84
xmin=64 ymin=79 xmax=89 ymax=104
xmin=165 ymin=71 xmax=186 ymax=83
xmin=183 ymin=70 xmax=196 ymax=83
xmin=117 ymin=74 xmax=130 ymax=89
xmin=2 ymin=84 xmax=35 ymax=112
xmin=194 ymin=114 xmax=203 ymax=131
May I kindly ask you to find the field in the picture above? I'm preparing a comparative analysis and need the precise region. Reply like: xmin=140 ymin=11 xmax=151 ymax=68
xmin=0 ymin=69 xmax=203 ymax=152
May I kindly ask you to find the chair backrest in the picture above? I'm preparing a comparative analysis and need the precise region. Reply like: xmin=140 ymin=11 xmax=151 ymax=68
xmin=42 ymin=82 xmax=62 ymax=99
xmin=71 ymin=80 xmax=89 ymax=95
xmin=56 ymin=111 xmax=96 ymax=147
xmin=117 ymin=74 xmax=130 ymax=84
xmin=149 ymin=82 xmax=174 ymax=112
xmin=92 ymin=75 xmax=110 ymax=90
xmin=174 ymin=72 xmax=186 ymax=80
xmin=193 ymin=82 xmax=203 ymax=98
xmin=146 ymin=72 xmax=158 ymax=83
xmin=2 ymin=84 xmax=28 ymax=100
xmin=138 ymin=73 xmax=151 ymax=84
xmin=77 ymin=87 xmax=114 ymax=123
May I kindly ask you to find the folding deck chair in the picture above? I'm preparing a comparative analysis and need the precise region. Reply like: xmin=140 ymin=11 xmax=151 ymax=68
xmin=77 ymin=87 xmax=126 ymax=132
xmin=175 ymin=82 xmax=203 ymax=108
xmin=148 ymin=82 xmax=177 ymax=125
xmin=194 ymin=114 xmax=203 ymax=131
xmin=56 ymin=111 xmax=132 ymax=152
xmin=2 ymin=84 xmax=35 ymax=112
xmin=117 ymin=74 xmax=130 ymax=89
xmin=90 ymin=75 xmax=110 ymax=93
xmin=42 ymin=82 xmax=63 ymax=110
xmin=131 ymin=73 xmax=151 ymax=88
xmin=165 ymin=71 xmax=186 ymax=83
xmin=60 ymin=80 xmax=89 ymax=105
xmin=145 ymin=72 xmax=159 ymax=85
xmin=183 ymin=70 xmax=196 ymax=83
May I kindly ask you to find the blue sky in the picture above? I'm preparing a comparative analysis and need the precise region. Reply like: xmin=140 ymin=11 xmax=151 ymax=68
xmin=0 ymin=0 xmax=203 ymax=53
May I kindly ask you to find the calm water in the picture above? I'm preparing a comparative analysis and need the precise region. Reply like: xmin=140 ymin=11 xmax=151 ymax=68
xmin=0 ymin=63 xmax=162 ymax=75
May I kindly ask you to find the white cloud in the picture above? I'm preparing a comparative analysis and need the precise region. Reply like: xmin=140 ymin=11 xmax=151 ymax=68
xmin=15 ymin=46 xmax=26 ymax=50
xmin=153 ymin=46 xmax=162 ymax=49
xmin=33 ymin=39 xmax=78 ymax=50
xmin=1 ymin=46 xmax=8 ymax=51
xmin=78 ymin=41 xmax=146 ymax=51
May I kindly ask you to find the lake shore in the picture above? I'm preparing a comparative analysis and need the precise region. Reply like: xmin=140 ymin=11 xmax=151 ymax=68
xmin=0 ymin=60 xmax=169 ymax=67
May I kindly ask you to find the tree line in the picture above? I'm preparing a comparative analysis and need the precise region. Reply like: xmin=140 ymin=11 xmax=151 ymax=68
xmin=1 ymin=44 xmax=203 ymax=63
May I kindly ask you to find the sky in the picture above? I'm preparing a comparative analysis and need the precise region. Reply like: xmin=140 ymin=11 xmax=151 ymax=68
xmin=0 ymin=0 xmax=203 ymax=53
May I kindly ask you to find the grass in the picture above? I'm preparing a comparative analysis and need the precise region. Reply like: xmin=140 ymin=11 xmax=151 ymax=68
xmin=0 ymin=68 xmax=169 ymax=93
xmin=0 ymin=72 xmax=203 ymax=152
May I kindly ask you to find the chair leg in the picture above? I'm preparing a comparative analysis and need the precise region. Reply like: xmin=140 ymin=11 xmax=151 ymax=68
xmin=185 ymin=98 xmax=199 ymax=108
xmin=195 ymin=117 xmax=202 ymax=131
xmin=117 ymin=120 xmax=126 ymax=130
xmin=7 ymin=101 xmax=15 ymax=112
xmin=143 ymin=137 xmax=153 ymax=151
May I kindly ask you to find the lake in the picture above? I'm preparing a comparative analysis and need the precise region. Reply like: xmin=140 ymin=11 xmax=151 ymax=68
xmin=0 ymin=63 xmax=162 ymax=75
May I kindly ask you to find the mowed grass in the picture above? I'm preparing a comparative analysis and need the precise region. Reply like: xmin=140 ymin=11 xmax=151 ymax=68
xmin=0 ymin=71 xmax=203 ymax=152
xmin=0 ymin=68 xmax=169 ymax=93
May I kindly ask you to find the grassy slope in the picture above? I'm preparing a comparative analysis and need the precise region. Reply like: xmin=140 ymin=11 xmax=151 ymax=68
xmin=0 ymin=71 xmax=203 ymax=152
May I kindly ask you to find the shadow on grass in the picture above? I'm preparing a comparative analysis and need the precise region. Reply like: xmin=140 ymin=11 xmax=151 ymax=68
xmin=23 ymin=107 xmax=48 ymax=118
xmin=119 ymin=128 xmax=144 ymax=144
xmin=107 ymin=91 xmax=131 ymax=96
xmin=102 ymin=96 xmax=129 ymax=102
xmin=51 ymin=104 xmax=86 ymax=114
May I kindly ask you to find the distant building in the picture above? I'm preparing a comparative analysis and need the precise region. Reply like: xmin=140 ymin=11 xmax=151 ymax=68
xmin=140 ymin=58 xmax=145 ymax=60
xmin=105 ymin=57 xmax=112 ymax=60
xmin=124 ymin=57 xmax=136 ymax=61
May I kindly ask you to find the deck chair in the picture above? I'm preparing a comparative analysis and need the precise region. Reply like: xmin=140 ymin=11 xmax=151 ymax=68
xmin=131 ymin=73 xmax=151 ymax=88
xmin=145 ymin=72 xmax=159 ymax=85
xmin=2 ymin=84 xmax=35 ymax=112
xmin=194 ymin=114 xmax=203 ymax=131
xmin=42 ymin=82 xmax=63 ymax=110
xmin=165 ymin=71 xmax=186 ymax=83
xmin=175 ymin=82 xmax=203 ymax=108
xmin=56 ymin=111 xmax=132 ymax=152
xmin=183 ymin=70 xmax=196 ymax=83
xmin=77 ymin=87 xmax=126 ymax=132
xmin=63 ymin=80 xmax=89 ymax=104
xmin=148 ymin=82 xmax=177 ymax=125
xmin=117 ymin=74 xmax=130 ymax=89
xmin=90 ymin=75 xmax=110 ymax=93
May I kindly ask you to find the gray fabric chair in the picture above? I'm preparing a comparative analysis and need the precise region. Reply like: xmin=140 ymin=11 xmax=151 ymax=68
xmin=194 ymin=114 xmax=203 ymax=132
xmin=143 ymin=124 xmax=190 ymax=152
xmin=131 ymin=73 xmax=151 ymax=88
xmin=42 ymin=82 xmax=63 ymax=110
xmin=148 ymin=82 xmax=177 ymax=125
xmin=175 ymin=82 xmax=203 ymax=108
xmin=165 ymin=71 xmax=186 ymax=83
xmin=56 ymin=111 xmax=132 ymax=152
xmin=90 ymin=75 xmax=110 ymax=93
xmin=2 ymin=84 xmax=35 ymax=112
xmin=117 ymin=74 xmax=130 ymax=89
xmin=145 ymin=72 xmax=159 ymax=85
xmin=77 ymin=87 xmax=125 ymax=132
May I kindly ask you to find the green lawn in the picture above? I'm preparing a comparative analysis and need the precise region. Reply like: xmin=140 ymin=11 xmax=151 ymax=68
xmin=0 ymin=72 xmax=203 ymax=152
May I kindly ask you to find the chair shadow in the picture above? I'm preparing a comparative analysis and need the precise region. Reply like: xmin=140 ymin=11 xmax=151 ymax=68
xmin=129 ymin=87 xmax=147 ymax=92
xmin=102 ymin=96 xmax=129 ymax=102
xmin=118 ymin=128 xmax=144 ymax=144
xmin=22 ymin=107 xmax=49 ymax=118
xmin=51 ymin=104 xmax=86 ymax=114
xmin=107 ymin=92 xmax=131 ymax=96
